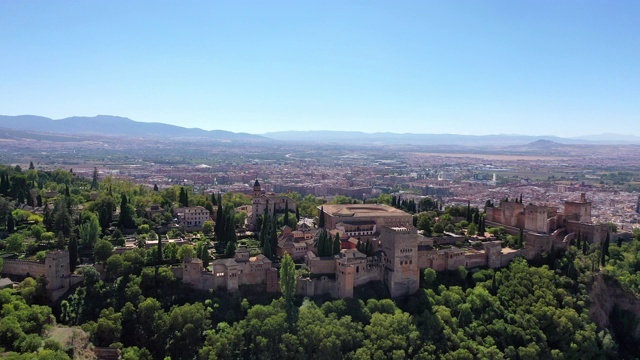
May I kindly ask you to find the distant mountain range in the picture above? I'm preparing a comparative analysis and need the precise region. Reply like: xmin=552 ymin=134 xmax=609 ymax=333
xmin=262 ymin=130 xmax=640 ymax=146
xmin=0 ymin=115 xmax=265 ymax=142
xmin=1 ymin=115 xmax=639 ymax=146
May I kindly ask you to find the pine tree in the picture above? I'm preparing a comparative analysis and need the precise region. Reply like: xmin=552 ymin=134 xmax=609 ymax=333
xmin=333 ymin=232 xmax=341 ymax=255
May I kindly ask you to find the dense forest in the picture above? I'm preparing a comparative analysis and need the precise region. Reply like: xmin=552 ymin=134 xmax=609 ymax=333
xmin=0 ymin=164 xmax=639 ymax=359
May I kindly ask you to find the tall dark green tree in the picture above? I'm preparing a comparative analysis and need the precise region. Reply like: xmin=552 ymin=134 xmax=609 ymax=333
xmin=118 ymin=193 xmax=136 ymax=229
xmin=269 ymin=214 xmax=278 ymax=256
xmin=318 ymin=206 xmax=325 ymax=228
xmin=157 ymin=236 xmax=163 ymax=265
xmin=69 ymin=235 xmax=78 ymax=272
xmin=582 ymin=240 xmax=589 ymax=255
xmin=333 ymin=232 xmax=341 ymax=255
xmin=29 ymin=161 xmax=35 ymax=170
xmin=283 ymin=200 xmax=289 ymax=227
xmin=518 ymin=227 xmax=524 ymax=248
xmin=262 ymin=236 xmax=273 ymax=260
xmin=214 ymin=199 xmax=224 ymax=239
xmin=153 ymin=184 xmax=159 ymax=191
xmin=280 ymin=253 xmax=297 ymax=328
xmin=91 ymin=167 xmax=99 ymax=190
xmin=178 ymin=187 xmax=189 ymax=207
xmin=52 ymin=198 xmax=72 ymax=236
xmin=7 ymin=214 xmax=15 ymax=232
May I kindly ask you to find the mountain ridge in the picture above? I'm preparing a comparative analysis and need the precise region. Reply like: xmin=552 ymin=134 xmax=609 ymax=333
xmin=2 ymin=115 xmax=639 ymax=145
xmin=0 ymin=115 xmax=266 ymax=141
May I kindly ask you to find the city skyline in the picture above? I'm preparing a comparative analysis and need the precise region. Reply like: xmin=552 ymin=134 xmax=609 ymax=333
xmin=1 ymin=1 xmax=639 ymax=136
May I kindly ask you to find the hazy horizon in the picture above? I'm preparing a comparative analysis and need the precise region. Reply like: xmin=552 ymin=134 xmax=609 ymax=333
xmin=1 ymin=1 xmax=639 ymax=136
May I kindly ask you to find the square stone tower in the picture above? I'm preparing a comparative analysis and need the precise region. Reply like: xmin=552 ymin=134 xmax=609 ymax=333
xmin=379 ymin=226 xmax=420 ymax=297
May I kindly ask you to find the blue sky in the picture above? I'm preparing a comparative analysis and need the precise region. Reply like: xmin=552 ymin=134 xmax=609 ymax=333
xmin=1 ymin=1 xmax=638 ymax=136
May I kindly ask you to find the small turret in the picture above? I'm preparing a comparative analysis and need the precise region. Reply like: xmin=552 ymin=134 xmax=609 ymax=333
xmin=253 ymin=179 xmax=262 ymax=197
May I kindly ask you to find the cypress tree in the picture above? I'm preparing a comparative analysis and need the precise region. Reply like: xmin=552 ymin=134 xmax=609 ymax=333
xmin=582 ymin=240 xmax=589 ymax=255
xmin=211 ymin=193 xmax=217 ymax=206
xmin=270 ymin=215 xmax=278 ymax=256
xmin=518 ymin=227 xmax=524 ymax=248
xmin=157 ymin=236 xmax=163 ymax=265
xmin=36 ymin=194 xmax=42 ymax=207
xmin=604 ymin=232 xmax=610 ymax=257
xmin=56 ymin=231 xmax=65 ymax=250
xmin=466 ymin=201 xmax=471 ymax=222
xmin=284 ymin=200 xmax=289 ymax=227
xmin=333 ymin=232 xmax=341 ymax=255
xmin=490 ymin=272 xmax=498 ymax=295
xmin=262 ymin=237 xmax=273 ymax=260
xmin=317 ymin=229 xmax=325 ymax=256
xmin=153 ymin=184 xmax=159 ymax=192
xmin=576 ymin=232 xmax=582 ymax=248
xmin=295 ymin=207 xmax=300 ymax=222
xmin=69 ymin=235 xmax=78 ymax=272
xmin=215 ymin=203 xmax=224 ymax=240
xmin=29 ymin=161 xmax=35 ymax=170
xmin=318 ymin=206 xmax=325 ymax=228
xmin=201 ymin=245 xmax=210 ymax=269
xmin=91 ymin=167 xmax=99 ymax=190
xmin=7 ymin=215 xmax=15 ymax=232
xmin=179 ymin=187 xmax=186 ymax=207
